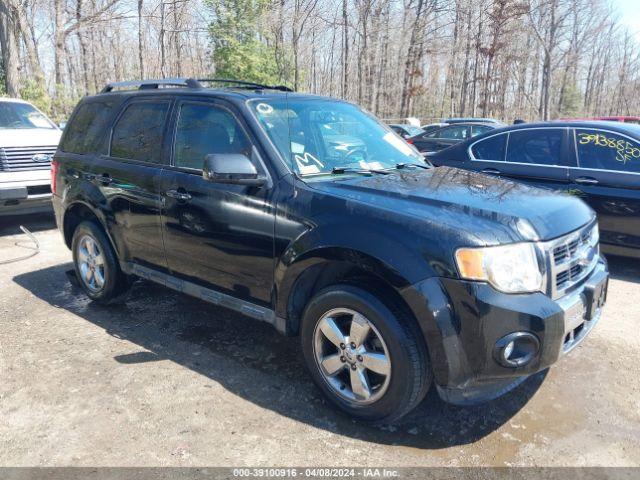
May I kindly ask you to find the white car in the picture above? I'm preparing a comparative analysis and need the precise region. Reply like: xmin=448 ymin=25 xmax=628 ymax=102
xmin=0 ymin=98 xmax=61 ymax=216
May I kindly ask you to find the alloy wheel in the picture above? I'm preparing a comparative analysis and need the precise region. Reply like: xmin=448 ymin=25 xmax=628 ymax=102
xmin=313 ymin=308 xmax=391 ymax=405
xmin=77 ymin=234 xmax=106 ymax=292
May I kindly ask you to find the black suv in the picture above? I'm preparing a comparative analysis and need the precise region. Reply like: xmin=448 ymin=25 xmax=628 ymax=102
xmin=52 ymin=78 xmax=608 ymax=422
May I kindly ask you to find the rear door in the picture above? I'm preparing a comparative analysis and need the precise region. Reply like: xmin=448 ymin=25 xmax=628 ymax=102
xmin=570 ymin=127 xmax=640 ymax=255
xmin=158 ymin=98 xmax=276 ymax=306
xmin=96 ymin=97 xmax=172 ymax=269
xmin=470 ymin=127 xmax=572 ymax=191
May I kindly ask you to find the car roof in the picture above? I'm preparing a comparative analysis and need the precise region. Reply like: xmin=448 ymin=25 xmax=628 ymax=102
xmin=491 ymin=120 xmax=640 ymax=137
xmin=0 ymin=97 xmax=33 ymax=105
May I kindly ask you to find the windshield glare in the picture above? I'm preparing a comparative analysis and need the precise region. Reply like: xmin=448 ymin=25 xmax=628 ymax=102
xmin=250 ymin=99 xmax=424 ymax=176
xmin=0 ymin=102 xmax=56 ymax=130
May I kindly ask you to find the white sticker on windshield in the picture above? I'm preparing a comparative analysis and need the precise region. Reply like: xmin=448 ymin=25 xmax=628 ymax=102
xmin=256 ymin=103 xmax=274 ymax=115
xmin=295 ymin=152 xmax=323 ymax=174
xmin=383 ymin=132 xmax=414 ymax=156
xmin=291 ymin=142 xmax=305 ymax=154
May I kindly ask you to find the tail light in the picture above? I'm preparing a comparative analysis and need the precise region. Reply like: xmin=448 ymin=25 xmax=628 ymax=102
xmin=406 ymin=138 xmax=414 ymax=144
xmin=51 ymin=158 xmax=59 ymax=195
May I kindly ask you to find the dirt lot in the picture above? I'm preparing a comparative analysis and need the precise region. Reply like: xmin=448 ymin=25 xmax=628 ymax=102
xmin=1 ymin=213 xmax=639 ymax=467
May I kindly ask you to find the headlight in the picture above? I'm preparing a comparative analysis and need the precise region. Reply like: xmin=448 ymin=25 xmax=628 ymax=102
xmin=455 ymin=243 xmax=543 ymax=294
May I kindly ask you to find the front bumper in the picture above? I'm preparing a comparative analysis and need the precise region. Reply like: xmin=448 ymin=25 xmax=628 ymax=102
xmin=0 ymin=170 xmax=52 ymax=216
xmin=401 ymin=258 xmax=608 ymax=405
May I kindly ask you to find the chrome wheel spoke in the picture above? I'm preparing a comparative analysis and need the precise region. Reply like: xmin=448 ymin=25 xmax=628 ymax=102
xmin=93 ymin=254 xmax=105 ymax=266
xmin=93 ymin=268 xmax=105 ymax=288
xmin=361 ymin=352 xmax=390 ymax=376
xmin=350 ymin=366 xmax=371 ymax=400
xmin=349 ymin=313 xmax=371 ymax=348
xmin=319 ymin=316 xmax=346 ymax=349
xmin=321 ymin=354 xmax=345 ymax=376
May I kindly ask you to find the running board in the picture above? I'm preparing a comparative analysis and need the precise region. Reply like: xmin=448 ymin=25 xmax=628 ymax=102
xmin=129 ymin=263 xmax=286 ymax=333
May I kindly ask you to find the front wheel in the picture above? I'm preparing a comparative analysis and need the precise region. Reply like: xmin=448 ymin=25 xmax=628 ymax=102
xmin=301 ymin=285 xmax=431 ymax=423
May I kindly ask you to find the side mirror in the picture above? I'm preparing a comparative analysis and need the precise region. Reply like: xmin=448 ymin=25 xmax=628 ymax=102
xmin=202 ymin=153 xmax=267 ymax=186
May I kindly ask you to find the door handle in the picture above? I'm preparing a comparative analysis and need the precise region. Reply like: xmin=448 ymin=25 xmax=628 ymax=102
xmin=165 ymin=189 xmax=192 ymax=202
xmin=574 ymin=177 xmax=599 ymax=186
xmin=482 ymin=168 xmax=501 ymax=175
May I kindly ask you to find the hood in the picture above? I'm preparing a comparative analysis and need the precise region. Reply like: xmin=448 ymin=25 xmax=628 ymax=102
xmin=309 ymin=167 xmax=595 ymax=244
xmin=0 ymin=128 xmax=61 ymax=148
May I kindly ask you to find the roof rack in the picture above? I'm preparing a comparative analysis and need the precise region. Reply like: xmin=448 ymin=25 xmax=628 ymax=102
xmin=197 ymin=78 xmax=294 ymax=92
xmin=100 ymin=77 xmax=294 ymax=94
xmin=100 ymin=78 xmax=202 ymax=93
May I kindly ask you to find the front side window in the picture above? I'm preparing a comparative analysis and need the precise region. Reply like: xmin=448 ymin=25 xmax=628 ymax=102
xmin=249 ymin=99 xmax=424 ymax=176
xmin=61 ymin=100 xmax=116 ymax=154
xmin=575 ymin=129 xmax=640 ymax=173
xmin=470 ymin=133 xmax=506 ymax=161
xmin=506 ymin=129 xmax=564 ymax=165
xmin=173 ymin=103 xmax=252 ymax=170
xmin=0 ymin=102 xmax=56 ymax=130
xmin=110 ymin=101 xmax=170 ymax=163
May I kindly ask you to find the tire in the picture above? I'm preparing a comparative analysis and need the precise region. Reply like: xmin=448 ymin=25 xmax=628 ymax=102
xmin=71 ymin=220 xmax=131 ymax=304
xmin=301 ymin=284 xmax=431 ymax=423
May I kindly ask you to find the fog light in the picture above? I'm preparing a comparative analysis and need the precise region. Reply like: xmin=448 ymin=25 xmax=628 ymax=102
xmin=494 ymin=332 xmax=540 ymax=368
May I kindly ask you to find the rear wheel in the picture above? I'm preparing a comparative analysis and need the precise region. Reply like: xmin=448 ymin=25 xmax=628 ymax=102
xmin=301 ymin=285 xmax=431 ymax=423
xmin=71 ymin=221 xmax=131 ymax=303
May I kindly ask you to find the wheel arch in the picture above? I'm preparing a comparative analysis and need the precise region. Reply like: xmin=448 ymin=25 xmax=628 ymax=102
xmin=276 ymin=246 xmax=421 ymax=338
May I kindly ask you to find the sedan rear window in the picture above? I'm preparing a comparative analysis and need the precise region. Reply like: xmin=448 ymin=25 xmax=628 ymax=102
xmin=576 ymin=129 xmax=640 ymax=173
xmin=471 ymin=133 xmax=506 ymax=161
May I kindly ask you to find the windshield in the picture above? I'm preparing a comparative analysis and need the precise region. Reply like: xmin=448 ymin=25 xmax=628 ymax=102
xmin=249 ymin=98 xmax=424 ymax=176
xmin=0 ymin=102 xmax=56 ymax=130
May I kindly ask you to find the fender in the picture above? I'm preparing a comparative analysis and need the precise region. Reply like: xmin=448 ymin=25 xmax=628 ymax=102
xmin=274 ymin=222 xmax=440 ymax=320
xmin=61 ymin=176 xmax=127 ymax=263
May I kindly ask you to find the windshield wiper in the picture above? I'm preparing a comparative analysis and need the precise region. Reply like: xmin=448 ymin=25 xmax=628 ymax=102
xmin=331 ymin=166 xmax=391 ymax=175
xmin=395 ymin=162 xmax=430 ymax=170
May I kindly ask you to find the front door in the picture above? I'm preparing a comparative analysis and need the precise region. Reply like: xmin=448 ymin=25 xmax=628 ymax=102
xmin=570 ymin=127 xmax=640 ymax=255
xmin=159 ymin=99 xmax=276 ymax=306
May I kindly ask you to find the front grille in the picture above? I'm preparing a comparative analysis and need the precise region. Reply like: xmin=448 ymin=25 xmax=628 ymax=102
xmin=546 ymin=222 xmax=599 ymax=298
xmin=0 ymin=146 xmax=56 ymax=171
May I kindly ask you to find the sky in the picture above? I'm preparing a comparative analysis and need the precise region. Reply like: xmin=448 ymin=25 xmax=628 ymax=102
xmin=612 ymin=0 xmax=640 ymax=39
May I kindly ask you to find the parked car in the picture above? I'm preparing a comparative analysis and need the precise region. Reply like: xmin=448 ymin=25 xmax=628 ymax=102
xmin=558 ymin=116 xmax=640 ymax=124
xmin=388 ymin=123 xmax=424 ymax=139
xmin=0 ymin=98 xmax=61 ymax=216
xmin=53 ymin=79 xmax=608 ymax=422
xmin=444 ymin=117 xmax=504 ymax=125
xmin=407 ymin=122 xmax=499 ymax=153
xmin=429 ymin=121 xmax=640 ymax=258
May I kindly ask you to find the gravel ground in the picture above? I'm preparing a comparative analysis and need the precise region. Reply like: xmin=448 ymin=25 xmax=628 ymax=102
xmin=0 ymin=213 xmax=639 ymax=467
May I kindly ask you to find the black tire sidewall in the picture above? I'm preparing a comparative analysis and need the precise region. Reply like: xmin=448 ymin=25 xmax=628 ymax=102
xmin=301 ymin=285 xmax=429 ymax=422
xmin=71 ymin=221 xmax=122 ymax=302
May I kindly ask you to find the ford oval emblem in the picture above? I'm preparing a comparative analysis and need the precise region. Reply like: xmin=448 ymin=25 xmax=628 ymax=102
xmin=32 ymin=154 xmax=52 ymax=163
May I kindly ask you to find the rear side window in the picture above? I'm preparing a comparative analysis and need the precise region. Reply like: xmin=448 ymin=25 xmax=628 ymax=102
xmin=575 ymin=129 xmax=640 ymax=173
xmin=471 ymin=125 xmax=492 ymax=137
xmin=110 ymin=101 xmax=170 ymax=163
xmin=471 ymin=133 xmax=506 ymax=161
xmin=60 ymin=100 xmax=116 ymax=154
xmin=506 ymin=129 xmax=564 ymax=165
xmin=438 ymin=125 xmax=469 ymax=140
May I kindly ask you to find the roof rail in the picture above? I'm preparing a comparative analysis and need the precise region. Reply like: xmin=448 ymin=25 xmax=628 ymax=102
xmin=100 ymin=78 xmax=202 ymax=93
xmin=197 ymin=78 xmax=294 ymax=92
